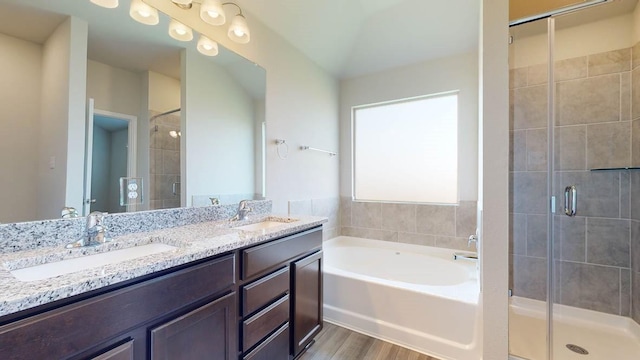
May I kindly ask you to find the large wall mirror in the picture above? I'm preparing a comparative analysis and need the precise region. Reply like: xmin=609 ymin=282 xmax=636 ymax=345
xmin=0 ymin=0 xmax=266 ymax=224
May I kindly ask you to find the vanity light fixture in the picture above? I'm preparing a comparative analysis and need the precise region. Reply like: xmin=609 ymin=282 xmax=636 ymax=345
xmin=227 ymin=11 xmax=249 ymax=43
xmin=197 ymin=35 xmax=219 ymax=56
xmin=90 ymin=0 xmax=119 ymax=8
xmin=171 ymin=0 xmax=193 ymax=8
xmin=129 ymin=0 xmax=159 ymax=25
xmin=200 ymin=0 xmax=226 ymax=26
xmin=171 ymin=0 xmax=251 ymax=44
xmin=169 ymin=19 xmax=194 ymax=41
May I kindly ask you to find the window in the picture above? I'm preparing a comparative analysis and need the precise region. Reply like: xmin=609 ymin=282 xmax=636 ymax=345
xmin=352 ymin=92 xmax=458 ymax=204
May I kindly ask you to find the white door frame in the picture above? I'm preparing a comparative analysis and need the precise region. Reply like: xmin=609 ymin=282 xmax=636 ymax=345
xmin=85 ymin=103 xmax=138 ymax=214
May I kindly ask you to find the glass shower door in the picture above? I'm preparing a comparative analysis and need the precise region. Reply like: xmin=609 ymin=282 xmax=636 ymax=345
xmin=508 ymin=16 xmax=553 ymax=360
xmin=509 ymin=2 xmax=640 ymax=359
xmin=551 ymin=7 xmax=640 ymax=359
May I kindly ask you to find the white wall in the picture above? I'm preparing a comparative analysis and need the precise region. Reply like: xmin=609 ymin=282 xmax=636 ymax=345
xmin=91 ymin=125 xmax=110 ymax=212
xmin=109 ymin=128 xmax=127 ymax=212
xmin=254 ymin=99 xmax=266 ymax=197
xmin=38 ymin=16 xmax=87 ymax=220
xmin=482 ymin=0 xmax=510 ymax=358
xmin=182 ymin=49 xmax=255 ymax=204
xmin=87 ymin=60 xmax=142 ymax=117
xmin=0 ymin=33 xmax=41 ymax=223
xmin=146 ymin=0 xmax=340 ymax=214
xmin=510 ymin=13 xmax=634 ymax=68
xmin=340 ymin=51 xmax=479 ymax=202
xmin=148 ymin=71 xmax=181 ymax=112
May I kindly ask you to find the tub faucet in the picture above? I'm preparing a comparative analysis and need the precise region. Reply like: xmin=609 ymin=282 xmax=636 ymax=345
xmin=66 ymin=211 xmax=110 ymax=248
xmin=230 ymin=200 xmax=252 ymax=221
xmin=468 ymin=234 xmax=478 ymax=249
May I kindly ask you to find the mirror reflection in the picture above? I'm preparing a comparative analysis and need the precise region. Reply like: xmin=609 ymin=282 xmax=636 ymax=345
xmin=0 ymin=0 xmax=266 ymax=223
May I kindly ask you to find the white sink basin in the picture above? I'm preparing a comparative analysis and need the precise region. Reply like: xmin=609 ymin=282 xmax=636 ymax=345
xmin=10 ymin=243 xmax=178 ymax=282
xmin=234 ymin=221 xmax=289 ymax=231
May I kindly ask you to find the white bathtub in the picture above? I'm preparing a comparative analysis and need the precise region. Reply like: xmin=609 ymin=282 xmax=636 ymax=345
xmin=323 ymin=236 xmax=481 ymax=360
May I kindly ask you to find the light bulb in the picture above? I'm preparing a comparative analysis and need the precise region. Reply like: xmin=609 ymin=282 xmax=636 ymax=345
xmin=197 ymin=35 xmax=219 ymax=56
xmin=169 ymin=19 xmax=193 ymax=41
xmin=200 ymin=0 xmax=226 ymax=25
xmin=90 ymin=0 xmax=119 ymax=8
xmin=129 ymin=0 xmax=159 ymax=25
xmin=227 ymin=14 xmax=250 ymax=44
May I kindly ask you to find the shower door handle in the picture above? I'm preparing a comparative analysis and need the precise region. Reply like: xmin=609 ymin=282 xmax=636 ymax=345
xmin=564 ymin=185 xmax=577 ymax=217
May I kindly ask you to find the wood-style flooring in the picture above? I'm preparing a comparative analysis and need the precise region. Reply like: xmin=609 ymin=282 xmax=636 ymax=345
xmin=299 ymin=322 xmax=441 ymax=360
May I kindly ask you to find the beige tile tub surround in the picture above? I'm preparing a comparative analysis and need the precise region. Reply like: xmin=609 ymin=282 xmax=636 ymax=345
xmin=510 ymin=46 xmax=638 ymax=318
xmin=339 ymin=198 xmax=477 ymax=251
xmin=288 ymin=197 xmax=340 ymax=240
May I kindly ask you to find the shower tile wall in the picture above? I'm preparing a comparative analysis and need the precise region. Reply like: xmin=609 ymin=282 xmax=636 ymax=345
xmin=339 ymin=198 xmax=477 ymax=251
xmin=510 ymin=47 xmax=639 ymax=318
xmin=632 ymin=41 xmax=640 ymax=325
xmin=149 ymin=110 xmax=181 ymax=210
xmin=288 ymin=197 xmax=340 ymax=240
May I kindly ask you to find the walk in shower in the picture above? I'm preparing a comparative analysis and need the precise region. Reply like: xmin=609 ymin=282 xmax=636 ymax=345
xmin=509 ymin=0 xmax=640 ymax=359
xmin=149 ymin=109 xmax=182 ymax=211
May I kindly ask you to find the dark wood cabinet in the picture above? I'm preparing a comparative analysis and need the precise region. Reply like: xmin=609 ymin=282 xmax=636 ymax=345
xmin=291 ymin=250 xmax=323 ymax=358
xmin=239 ymin=227 xmax=323 ymax=360
xmin=0 ymin=225 xmax=324 ymax=360
xmin=151 ymin=292 xmax=237 ymax=360
xmin=242 ymin=323 xmax=290 ymax=360
xmin=0 ymin=254 xmax=236 ymax=360
xmin=91 ymin=341 xmax=134 ymax=360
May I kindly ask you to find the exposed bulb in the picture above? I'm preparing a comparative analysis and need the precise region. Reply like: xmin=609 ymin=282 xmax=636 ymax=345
xmin=138 ymin=9 xmax=150 ymax=17
xmin=207 ymin=10 xmax=220 ymax=18
xmin=234 ymin=29 xmax=244 ymax=37
xmin=176 ymin=28 xmax=186 ymax=35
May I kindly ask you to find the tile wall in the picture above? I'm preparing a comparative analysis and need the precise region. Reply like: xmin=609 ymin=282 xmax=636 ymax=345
xmin=339 ymin=198 xmax=477 ymax=251
xmin=149 ymin=110 xmax=181 ymax=210
xmin=288 ymin=198 xmax=340 ymax=240
xmin=510 ymin=46 xmax=639 ymax=319
xmin=632 ymin=42 xmax=640 ymax=325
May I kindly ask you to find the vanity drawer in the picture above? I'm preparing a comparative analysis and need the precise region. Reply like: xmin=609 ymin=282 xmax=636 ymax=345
xmin=242 ymin=267 xmax=289 ymax=316
xmin=242 ymin=227 xmax=322 ymax=279
xmin=242 ymin=294 xmax=289 ymax=352
xmin=243 ymin=323 xmax=289 ymax=360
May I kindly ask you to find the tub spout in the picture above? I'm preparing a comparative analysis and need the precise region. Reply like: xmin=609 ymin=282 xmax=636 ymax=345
xmin=453 ymin=252 xmax=478 ymax=261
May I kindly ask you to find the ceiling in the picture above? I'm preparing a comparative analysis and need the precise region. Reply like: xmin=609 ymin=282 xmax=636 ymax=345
xmin=238 ymin=0 xmax=480 ymax=79
xmin=0 ymin=0 xmax=479 ymax=80
xmin=2 ymin=1 xmax=635 ymax=81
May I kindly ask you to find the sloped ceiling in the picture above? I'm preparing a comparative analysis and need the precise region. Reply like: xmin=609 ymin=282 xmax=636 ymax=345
xmin=239 ymin=0 xmax=480 ymax=79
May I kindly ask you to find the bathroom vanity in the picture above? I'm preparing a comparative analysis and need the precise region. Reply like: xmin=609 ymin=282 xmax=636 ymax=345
xmin=0 ymin=211 xmax=324 ymax=360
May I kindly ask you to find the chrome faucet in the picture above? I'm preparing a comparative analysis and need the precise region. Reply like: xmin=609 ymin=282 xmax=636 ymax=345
xmin=66 ymin=211 xmax=110 ymax=248
xmin=230 ymin=200 xmax=252 ymax=221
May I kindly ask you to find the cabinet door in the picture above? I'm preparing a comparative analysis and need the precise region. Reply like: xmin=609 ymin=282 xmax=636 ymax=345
xmin=91 ymin=341 xmax=134 ymax=360
xmin=151 ymin=292 xmax=237 ymax=360
xmin=291 ymin=251 xmax=323 ymax=357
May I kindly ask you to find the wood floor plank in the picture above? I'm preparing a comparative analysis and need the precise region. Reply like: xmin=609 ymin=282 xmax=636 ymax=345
xmin=330 ymin=331 xmax=375 ymax=360
xmin=363 ymin=338 xmax=400 ymax=360
xmin=394 ymin=346 xmax=422 ymax=360
xmin=300 ymin=323 xmax=350 ymax=360
xmin=300 ymin=322 xmax=441 ymax=360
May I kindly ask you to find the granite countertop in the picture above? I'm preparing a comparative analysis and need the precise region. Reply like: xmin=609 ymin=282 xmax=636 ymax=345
xmin=0 ymin=215 xmax=326 ymax=317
